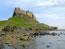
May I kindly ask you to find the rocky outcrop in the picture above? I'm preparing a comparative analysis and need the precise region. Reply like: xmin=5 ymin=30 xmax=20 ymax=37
xmin=12 ymin=8 xmax=39 ymax=24
xmin=13 ymin=8 xmax=37 ymax=20
xmin=0 ymin=39 xmax=4 ymax=49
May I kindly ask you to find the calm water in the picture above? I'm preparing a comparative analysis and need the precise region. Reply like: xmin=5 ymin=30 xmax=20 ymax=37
xmin=33 ymin=30 xmax=65 ymax=49
xmin=5 ymin=30 xmax=65 ymax=49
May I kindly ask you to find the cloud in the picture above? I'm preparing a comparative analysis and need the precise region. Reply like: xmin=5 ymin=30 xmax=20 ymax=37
xmin=36 ymin=13 xmax=65 ymax=29
xmin=3 ymin=0 xmax=65 ymax=8
xmin=34 ymin=5 xmax=65 ymax=29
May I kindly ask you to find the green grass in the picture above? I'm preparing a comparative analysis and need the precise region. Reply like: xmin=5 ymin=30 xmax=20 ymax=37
xmin=8 ymin=17 xmax=25 ymax=23
xmin=0 ymin=20 xmax=8 ymax=28
xmin=0 ymin=16 xmax=49 ymax=28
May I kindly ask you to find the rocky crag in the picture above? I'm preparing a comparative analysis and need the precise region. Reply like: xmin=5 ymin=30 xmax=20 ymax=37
xmin=13 ymin=8 xmax=39 ymax=24
xmin=0 ymin=8 xmax=58 ymax=49
xmin=0 ymin=8 xmax=58 ymax=34
xmin=0 ymin=8 xmax=58 ymax=30
xmin=13 ymin=8 xmax=36 ymax=20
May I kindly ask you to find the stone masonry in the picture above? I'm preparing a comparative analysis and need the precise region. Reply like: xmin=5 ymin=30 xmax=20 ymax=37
xmin=13 ymin=8 xmax=36 ymax=20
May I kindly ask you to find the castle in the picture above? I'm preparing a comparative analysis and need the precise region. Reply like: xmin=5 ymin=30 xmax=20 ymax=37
xmin=13 ymin=8 xmax=36 ymax=20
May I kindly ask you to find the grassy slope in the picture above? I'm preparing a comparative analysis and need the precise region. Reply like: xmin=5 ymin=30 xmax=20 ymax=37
xmin=0 ymin=17 xmax=49 ymax=29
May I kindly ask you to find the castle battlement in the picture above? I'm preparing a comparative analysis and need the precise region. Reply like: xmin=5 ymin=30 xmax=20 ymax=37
xmin=13 ymin=8 xmax=36 ymax=20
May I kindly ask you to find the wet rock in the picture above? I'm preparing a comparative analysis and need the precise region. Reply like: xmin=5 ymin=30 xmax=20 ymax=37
xmin=33 ymin=32 xmax=51 ymax=36
xmin=64 ymin=34 xmax=65 ymax=35
xmin=0 ymin=31 xmax=5 ymax=35
xmin=60 ymin=32 xmax=63 ymax=34
xmin=47 ymin=45 xmax=51 ymax=48
xmin=0 ymin=33 xmax=5 ymax=37
xmin=40 ymin=33 xmax=45 ymax=35
xmin=21 ymin=44 xmax=28 ymax=48
xmin=51 ymin=32 xmax=57 ymax=36
xmin=33 ymin=33 xmax=39 ymax=36
xmin=19 ymin=38 xmax=23 ymax=40
xmin=0 ymin=40 xmax=4 ymax=49
xmin=46 ymin=32 xmax=51 ymax=35
xmin=57 ymin=34 xmax=61 ymax=36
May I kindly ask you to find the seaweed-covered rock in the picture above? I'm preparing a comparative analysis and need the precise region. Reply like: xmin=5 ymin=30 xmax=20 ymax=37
xmin=2 ymin=26 xmax=11 ymax=32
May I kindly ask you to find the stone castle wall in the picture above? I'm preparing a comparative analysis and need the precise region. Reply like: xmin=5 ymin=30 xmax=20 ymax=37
xmin=26 ymin=11 xmax=33 ymax=17
xmin=14 ymin=8 xmax=36 ymax=19
xmin=14 ymin=8 xmax=26 ymax=16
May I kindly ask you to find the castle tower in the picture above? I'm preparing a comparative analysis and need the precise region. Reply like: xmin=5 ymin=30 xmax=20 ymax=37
xmin=13 ymin=8 xmax=37 ymax=21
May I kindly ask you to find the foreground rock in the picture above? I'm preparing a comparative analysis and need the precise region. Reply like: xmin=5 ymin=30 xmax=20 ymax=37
xmin=0 ymin=39 xmax=4 ymax=49
xmin=2 ymin=26 xmax=58 ymax=36
xmin=33 ymin=32 xmax=57 ymax=36
xmin=0 ymin=33 xmax=32 ymax=49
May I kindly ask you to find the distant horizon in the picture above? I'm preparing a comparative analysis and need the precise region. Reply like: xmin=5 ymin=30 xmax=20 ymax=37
xmin=0 ymin=0 xmax=65 ymax=29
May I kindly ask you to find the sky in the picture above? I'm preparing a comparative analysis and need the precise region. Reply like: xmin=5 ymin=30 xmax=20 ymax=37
xmin=0 ymin=0 xmax=65 ymax=29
